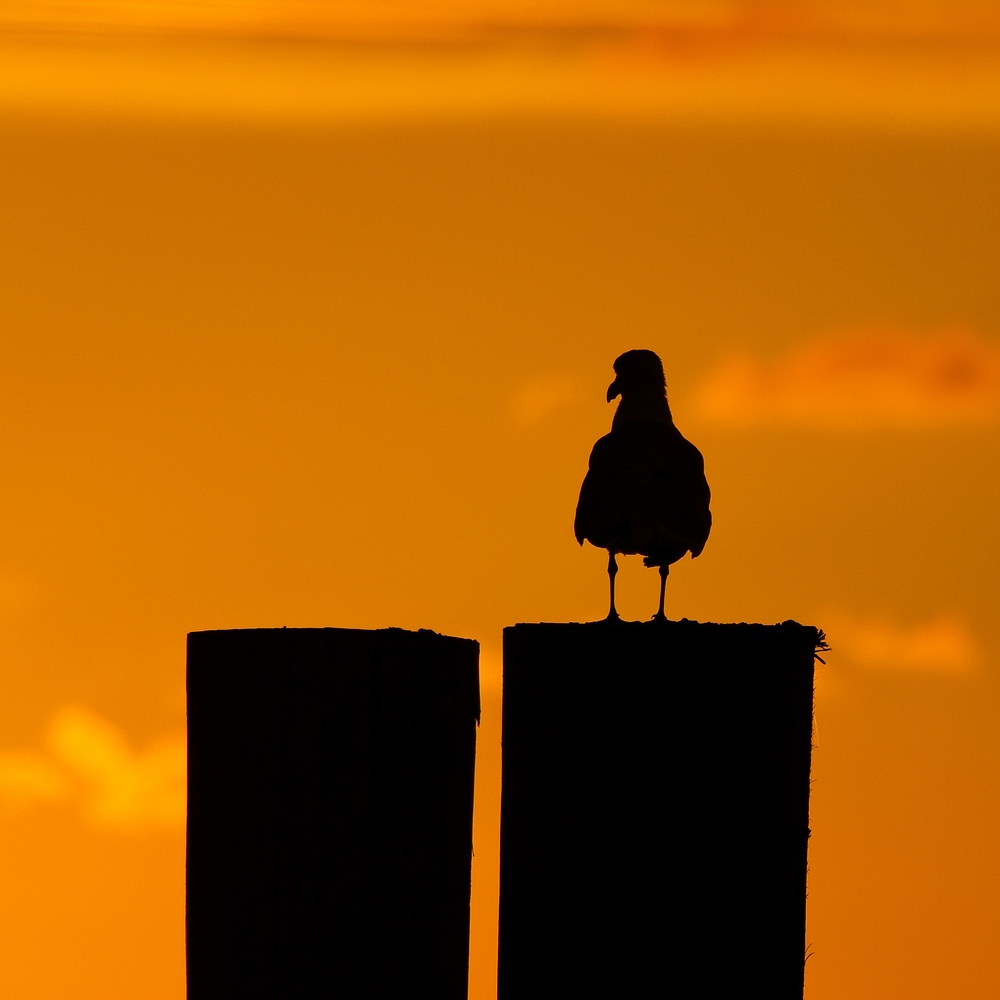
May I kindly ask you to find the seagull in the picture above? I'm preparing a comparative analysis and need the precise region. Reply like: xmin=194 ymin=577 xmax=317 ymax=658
xmin=574 ymin=350 xmax=712 ymax=621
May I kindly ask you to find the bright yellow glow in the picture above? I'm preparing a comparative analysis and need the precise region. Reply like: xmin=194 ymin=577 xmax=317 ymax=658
xmin=2 ymin=32 xmax=1000 ymax=129
xmin=3 ymin=1 xmax=1000 ymax=41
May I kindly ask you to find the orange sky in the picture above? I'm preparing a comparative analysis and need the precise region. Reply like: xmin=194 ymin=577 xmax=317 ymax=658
xmin=0 ymin=9 xmax=997 ymax=1000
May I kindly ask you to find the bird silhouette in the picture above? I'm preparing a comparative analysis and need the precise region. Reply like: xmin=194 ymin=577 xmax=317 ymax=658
xmin=574 ymin=350 xmax=712 ymax=621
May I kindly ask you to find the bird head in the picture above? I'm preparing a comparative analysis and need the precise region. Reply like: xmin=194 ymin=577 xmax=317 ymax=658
xmin=606 ymin=349 xmax=667 ymax=402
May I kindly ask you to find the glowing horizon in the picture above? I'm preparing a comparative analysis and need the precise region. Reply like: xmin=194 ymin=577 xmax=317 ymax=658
xmin=3 ymin=0 xmax=1000 ymax=43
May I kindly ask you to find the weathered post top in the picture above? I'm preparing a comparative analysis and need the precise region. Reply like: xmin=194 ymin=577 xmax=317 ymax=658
xmin=186 ymin=626 xmax=479 ymax=1000
xmin=499 ymin=618 xmax=820 ymax=1000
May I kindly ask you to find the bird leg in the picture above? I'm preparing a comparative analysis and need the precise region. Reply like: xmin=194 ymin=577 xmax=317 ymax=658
xmin=606 ymin=550 xmax=620 ymax=621
xmin=653 ymin=564 xmax=669 ymax=621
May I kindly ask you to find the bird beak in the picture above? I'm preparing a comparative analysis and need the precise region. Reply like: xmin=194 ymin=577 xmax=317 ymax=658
xmin=606 ymin=379 xmax=621 ymax=402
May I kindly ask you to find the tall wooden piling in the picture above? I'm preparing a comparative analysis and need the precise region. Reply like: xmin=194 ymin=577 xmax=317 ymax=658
xmin=498 ymin=619 xmax=818 ymax=1000
xmin=186 ymin=627 xmax=480 ymax=1000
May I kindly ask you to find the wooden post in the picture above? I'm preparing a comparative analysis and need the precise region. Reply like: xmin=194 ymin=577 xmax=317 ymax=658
xmin=186 ymin=627 xmax=480 ymax=999
xmin=498 ymin=619 xmax=818 ymax=1000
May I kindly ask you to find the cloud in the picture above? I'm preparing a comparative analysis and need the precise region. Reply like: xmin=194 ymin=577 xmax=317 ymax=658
xmin=0 ymin=751 xmax=72 ymax=814
xmin=822 ymin=610 xmax=983 ymax=675
xmin=4 ymin=1 xmax=1000 ymax=43
xmin=695 ymin=327 xmax=1000 ymax=429
xmin=0 ymin=706 xmax=185 ymax=832
xmin=510 ymin=374 xmax=581 ymax=426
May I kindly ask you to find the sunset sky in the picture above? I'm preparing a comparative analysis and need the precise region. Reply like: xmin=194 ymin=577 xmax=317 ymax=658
xmin=0 ymin=4 xmax=997 ymax=998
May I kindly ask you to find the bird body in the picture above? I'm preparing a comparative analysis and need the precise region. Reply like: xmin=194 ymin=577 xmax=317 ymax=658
xmin=575 ymin=419 xmax=710 ymax=567
xmin=574 ymin=349 xmax=711 ymax=619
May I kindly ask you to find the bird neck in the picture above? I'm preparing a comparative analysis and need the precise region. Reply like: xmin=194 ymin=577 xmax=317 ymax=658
xmin=612 ymin=394 xmax=673 ymax=429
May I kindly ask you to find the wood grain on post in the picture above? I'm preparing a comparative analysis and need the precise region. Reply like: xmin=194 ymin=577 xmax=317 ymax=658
xmin=498 ymin=619 xmax=818 ymax=1000
xmin=186 ymin=627 xmax=479 ymax=1000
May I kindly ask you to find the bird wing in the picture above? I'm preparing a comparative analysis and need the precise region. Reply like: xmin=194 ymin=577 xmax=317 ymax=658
xmin=667 ymin=433 xmax=712 ymax=558
xmin=574 ymin=432 xmax=616 ymax=547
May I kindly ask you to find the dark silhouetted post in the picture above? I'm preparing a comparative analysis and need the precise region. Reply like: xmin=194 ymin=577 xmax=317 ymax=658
xmin=498 ymin=619 xmax=818 ymax=1000
xmin=187 ymin=627 xmax=479 ymax=1000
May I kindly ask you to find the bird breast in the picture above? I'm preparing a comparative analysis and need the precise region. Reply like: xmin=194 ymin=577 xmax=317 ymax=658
xmin=574 ymin=419 xmax=711 ymax=563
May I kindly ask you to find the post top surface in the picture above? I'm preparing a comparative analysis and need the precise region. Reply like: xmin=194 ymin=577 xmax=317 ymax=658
xmin=503 ymin=618 xmax=825 ymax=662
xmin=504 ymin=618 xmax=819 ymax=634
xmin=188 ymin=625 xmax=477 ymax=646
